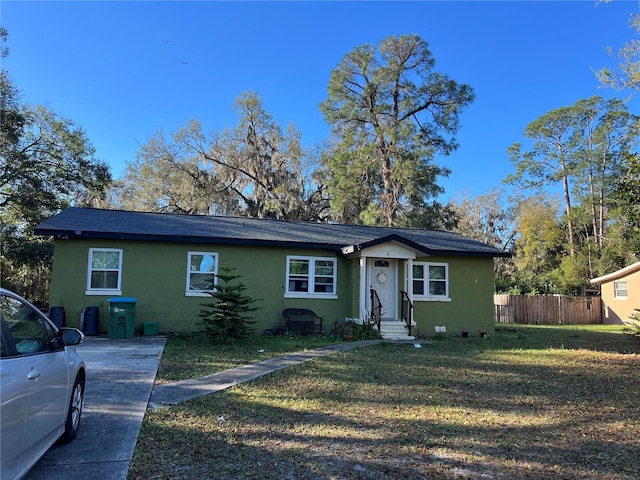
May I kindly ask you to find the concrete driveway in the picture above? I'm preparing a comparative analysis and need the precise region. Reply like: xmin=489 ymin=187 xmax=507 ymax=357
xmin=24 ymin=336 xmax=165 ymax=480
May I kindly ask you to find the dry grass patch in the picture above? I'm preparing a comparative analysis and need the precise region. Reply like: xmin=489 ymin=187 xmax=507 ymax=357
xmin=130 ymin=326 xmax=639 ymax=480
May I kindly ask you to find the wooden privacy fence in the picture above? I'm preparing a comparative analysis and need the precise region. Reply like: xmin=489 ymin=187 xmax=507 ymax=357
xmin=494 ymin=295 xmax=602 ymax=325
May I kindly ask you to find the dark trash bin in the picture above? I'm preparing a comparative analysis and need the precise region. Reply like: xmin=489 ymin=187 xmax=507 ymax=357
xmin=108 ymin=297 xmax=137 ymax=339
xmin=49 ymin=306 xmax=66 ymax=328
xmin=81 ymin=306 xmax=100 ymax=336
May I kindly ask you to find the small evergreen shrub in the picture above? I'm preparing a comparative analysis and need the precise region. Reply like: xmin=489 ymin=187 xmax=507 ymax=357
xmin=197 ymin=265 xmax=260 ymax=342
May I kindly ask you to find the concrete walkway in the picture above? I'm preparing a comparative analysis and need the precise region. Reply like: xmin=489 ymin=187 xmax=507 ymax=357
xmin=24 ymin=336 xmax=380 ymax=480
xmin=149 ymin=340 xmax=381 ymax=409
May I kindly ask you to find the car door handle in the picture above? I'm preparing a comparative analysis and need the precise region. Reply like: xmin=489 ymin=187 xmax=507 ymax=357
xmin=27 ymin=370 xmax=41 ymax=380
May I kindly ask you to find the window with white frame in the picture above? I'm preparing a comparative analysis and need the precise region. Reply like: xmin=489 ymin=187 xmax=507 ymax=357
xmin=413 ymin=262 xmax=449 ymax=299
xmin=187 ymin=252 xmax=218 ymax=294
xmin=614 ymin=281 xmax=628 ymax=299
xmin=286 ymin=256 xmax=337 ymax=297
xmin=87 ymin=248 xmax=122 ymax=293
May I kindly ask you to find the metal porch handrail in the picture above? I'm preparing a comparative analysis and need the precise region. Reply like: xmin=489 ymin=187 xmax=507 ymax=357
xmin=400 ymin=290 xmax=413 ymax=336
xmin=370 ymin=288 xmax=382 ymax=331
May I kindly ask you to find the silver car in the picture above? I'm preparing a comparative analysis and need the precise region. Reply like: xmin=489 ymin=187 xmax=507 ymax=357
xmin=0 ymin=288 xmax=86 ymax=480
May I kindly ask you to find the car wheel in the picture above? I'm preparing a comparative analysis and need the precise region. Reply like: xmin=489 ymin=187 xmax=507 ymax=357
xmin=61 ymin=375 xmax=84 ymax=443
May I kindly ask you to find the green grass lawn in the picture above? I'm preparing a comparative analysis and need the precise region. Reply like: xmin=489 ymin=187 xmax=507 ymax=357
xmin=129 ymin=325 xmax=640 ymax=480
xmin=154 ymin=333 xmax=346 ymax=384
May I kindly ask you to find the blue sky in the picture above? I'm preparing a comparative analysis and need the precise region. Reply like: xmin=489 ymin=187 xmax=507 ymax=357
xmin=2 ymin=1 xmax=638 ymax=203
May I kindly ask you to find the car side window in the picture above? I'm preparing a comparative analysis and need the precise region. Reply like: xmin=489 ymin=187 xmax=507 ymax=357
xmin=1 ymin=295 xmax=55 ymax=355
xmin=0 ymin=333 xmax=7 ymax=358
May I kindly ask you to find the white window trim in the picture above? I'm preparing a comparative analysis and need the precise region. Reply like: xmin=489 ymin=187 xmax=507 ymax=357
xmin=186 ymin=251 xmax=219 ymax=296
xmin=285 ymin=255 xmax=338 ymax=299
xmin=412 ymin=261 xmax=450 ymax=302
xmin=86 ymin=248 xmax=123 ymax=295
xmin=613 ymin=281 xmax=628 ymax=300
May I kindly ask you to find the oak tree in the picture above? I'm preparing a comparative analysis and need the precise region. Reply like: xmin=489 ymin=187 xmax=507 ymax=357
xmin=1 ymin=32 xmax=111 ymax=304
xmin=115 ymin=92 xmax=329 ymax=221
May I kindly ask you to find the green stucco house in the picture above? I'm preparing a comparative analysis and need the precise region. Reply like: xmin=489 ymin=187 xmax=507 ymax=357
xmin=35 ymin=207 xmax=510 ymax=339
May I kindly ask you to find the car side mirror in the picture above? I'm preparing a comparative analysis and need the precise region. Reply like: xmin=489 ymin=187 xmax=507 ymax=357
xmin=58 ymin=327 xmax=85 ymax=346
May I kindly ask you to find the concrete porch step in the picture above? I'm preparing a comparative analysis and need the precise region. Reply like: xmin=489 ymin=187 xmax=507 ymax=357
xmin=381 ymin=333 xmax=416 ymax=341
xmin=378 ymin=319 xmax=415 ymax=341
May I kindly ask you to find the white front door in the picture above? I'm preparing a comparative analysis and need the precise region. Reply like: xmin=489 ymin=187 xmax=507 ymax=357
xmin=367 ymin=258 xmax=397 ymax=319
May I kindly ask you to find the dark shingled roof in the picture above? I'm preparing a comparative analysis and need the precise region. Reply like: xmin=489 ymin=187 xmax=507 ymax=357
xmin=34 ymin=208 xmax=511 ymax=258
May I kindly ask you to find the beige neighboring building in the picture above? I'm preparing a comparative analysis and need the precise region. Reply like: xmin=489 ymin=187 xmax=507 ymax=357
xmin=590 ymin=261 xmax=640 ymax=324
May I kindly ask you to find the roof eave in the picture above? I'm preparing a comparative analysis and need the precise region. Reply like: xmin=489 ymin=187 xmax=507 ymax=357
xmin=590 ymin=261 xmax=640 ymax=285
xmin=34 ymin=215 xmax=513 ymax=259
xmin=36 ymin=229 xmax=345 ymax=252
xmin=341 ymin=234 xmax=512 ymax=258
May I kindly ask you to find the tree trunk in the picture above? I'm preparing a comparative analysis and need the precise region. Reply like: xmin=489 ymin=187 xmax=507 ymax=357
xmin=588 ymin=161 xmax=598 ymax=245
xmin=561 ymin=162 xmax=575 ymax=256
xmin=381 ymin=154 xmax=395 ymax=227
xmin=598 ymin=151 xmax=608 ymax=248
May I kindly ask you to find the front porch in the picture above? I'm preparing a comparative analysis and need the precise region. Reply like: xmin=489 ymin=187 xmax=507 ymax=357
xmin=369 ymin=288 xmax=416 ymax=341
xmin=344 ymin=241 xmax=420 ymax=341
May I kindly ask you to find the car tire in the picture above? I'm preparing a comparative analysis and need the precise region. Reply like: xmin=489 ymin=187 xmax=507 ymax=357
xmin=61 ymin=375 xmax=84 ymax=443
